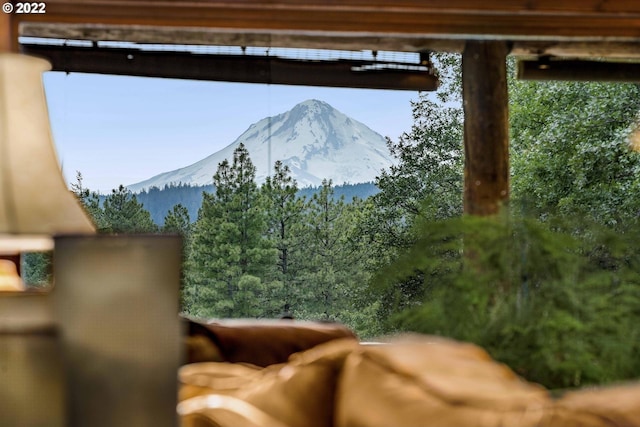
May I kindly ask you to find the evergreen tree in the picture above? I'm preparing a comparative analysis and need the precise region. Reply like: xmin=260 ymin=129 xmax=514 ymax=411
xmin=162 ymin=203 xmax=192 ymax=237
xmin=102 ymin=185 xmax=157 ymax=233
xmin=365 ymin=54 xmax=464 ymax=258
xmin=261 ymin=161 xmax=306 ymax=312
xmin=137 ymin=183 xmax=214 ymax=225
xmin=162 ymin=203 xmax=193 ymax=311
xmin=186 ymin=144 xmax=278 ymax=318
xmin=297 ymin=180 xmax=363 ymax=320
xmin=70 ymin=171 xmax=108 ymax=232
xmin=354 ymin=54 xmax=464 ymax=326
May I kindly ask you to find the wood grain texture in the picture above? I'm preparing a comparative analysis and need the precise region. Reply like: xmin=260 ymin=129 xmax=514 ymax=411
xmin=14 ymin=1 xmax=640 ymax=41
xmin=463 ymin=41 xmax=510 ymax=216
xmin=0 ymin=14 xmax=18 ymax=53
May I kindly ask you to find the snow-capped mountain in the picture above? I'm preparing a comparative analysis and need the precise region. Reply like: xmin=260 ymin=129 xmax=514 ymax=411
xmin=128 ymin=99 xmax=395 ymax=191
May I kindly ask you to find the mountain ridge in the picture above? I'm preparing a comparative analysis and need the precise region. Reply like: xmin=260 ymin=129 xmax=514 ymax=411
xmin=128 ymin=99 xmax=395 ymax=192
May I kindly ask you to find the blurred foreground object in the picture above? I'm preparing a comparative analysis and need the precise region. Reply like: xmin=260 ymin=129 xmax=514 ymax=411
xmin=0 ymin=259 xmax=24 ymax=290
xmin=54 ymin=234 xmax=183 ymax=427
xmin=0 ymin=53 xmax=95 ymax=255
xmin=0 ymin=289 xmax=64 ymax=426
xmin=179 ymin=335 xmax=640 ymax=427
xmin=184 ymin=317 xmax=357 ymax=367
xmin=0 ymin=52 xmax=96 ymax=427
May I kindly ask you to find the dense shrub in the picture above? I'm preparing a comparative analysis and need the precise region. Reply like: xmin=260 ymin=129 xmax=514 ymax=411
xmin=377 ymin=210 xmax=640 ymax=389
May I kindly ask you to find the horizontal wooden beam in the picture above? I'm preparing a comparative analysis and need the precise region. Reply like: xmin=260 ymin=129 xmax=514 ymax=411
xmin=14 ymin=1 xmax=640 ymax=43
xmin=511 ymin=40 xmax=640 ymax=60
xmin=20 ymin=43 xmax=438 ymax=91
xmin=18 ymin=23 xmax=465 ymax=54
xmin=20 ymin=22 xmax=640 ymax=61
xmin=518 ymin=59 xmax=640 ymax=82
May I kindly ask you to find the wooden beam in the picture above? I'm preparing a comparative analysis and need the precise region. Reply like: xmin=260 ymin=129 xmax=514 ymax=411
xmin=19 ymin=43 xmax=438 ymax=91
xmin=14 ymin=1 xmax=640 ymax=42
xmin=19 ymin=23 xmax=640 ymax=61
xmin=518 ymin=58 xmax=640 ymax=82
xmin=18 ymin=22 xmax=465 ymax=54
xmin=462 ymin=40 xmax=510 ymax=216
xmin=511 ymin=40 xmax=640 ymax=60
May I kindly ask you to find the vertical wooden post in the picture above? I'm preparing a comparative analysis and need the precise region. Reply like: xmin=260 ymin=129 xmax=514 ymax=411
xmin=0 ymin=12 xmax=18 ymax=52
xmin=1 ymin=13 xmax=19 ymax=274
xmin=0 ymin=13 xmax=11 ymax=52
xmin=462 ymin=41 xmax=510 ymax=215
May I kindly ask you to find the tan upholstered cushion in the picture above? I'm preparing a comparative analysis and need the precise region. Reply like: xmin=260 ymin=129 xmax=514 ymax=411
xmin=181 ymin=331 xmax=640 ymax=427
xmin=178 ymin=394 xmax=290 ymax=427
xmin=541 ymin=382 xmax=640 ymax=427
xmin=180 ymin=338 xmax=359 ymax=427
xmin=184 ymin=317 xmax=357 ymax=367
xmin=335 ymin=335 xmax=551 ymax=427
xmin=179 ymin=362 xmax=265 ymax=402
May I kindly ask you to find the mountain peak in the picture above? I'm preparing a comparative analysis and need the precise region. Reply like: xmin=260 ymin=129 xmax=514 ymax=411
xmin=297 ymin=99 xmax=332 ymax=111
xmin=285 ymin=99 xmax=334 ymax=122
xmin=299 ymin=98 xmax=329 ymax=107
xmin=128 ymin=100 xmax=395 ymax=191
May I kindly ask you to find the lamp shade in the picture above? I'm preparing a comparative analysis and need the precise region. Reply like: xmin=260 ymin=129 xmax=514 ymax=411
xmin=0 ymin=53 xmax=95 ymax=254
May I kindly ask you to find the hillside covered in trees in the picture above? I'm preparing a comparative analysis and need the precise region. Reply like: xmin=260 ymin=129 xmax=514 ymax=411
xmin=132 ymin=181 xmax=378 ymax=225
xmin=29 ymin=54 xmax=640 ymax=390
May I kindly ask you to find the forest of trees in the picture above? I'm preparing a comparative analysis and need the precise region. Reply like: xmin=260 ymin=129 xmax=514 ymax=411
xmin=131 ymin=181 xmax=378 ymax=225
xmin=28 ymin=53 xmax=640 ymax=390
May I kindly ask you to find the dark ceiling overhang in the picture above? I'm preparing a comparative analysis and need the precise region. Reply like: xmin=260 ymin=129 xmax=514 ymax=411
xmin=9 ymin=1 xmax=640 ymax=83
xmin=20 ymin=42 xmax=438 ymax=90
xmin=518 ymin=58 xmax=640 ymax=82
xmin=14 ymin=1 xmax=640 ymax=41
xmin=12 ymin=1 xmax=640 ymax=58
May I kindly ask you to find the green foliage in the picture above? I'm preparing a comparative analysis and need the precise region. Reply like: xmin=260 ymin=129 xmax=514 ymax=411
xmin=364 ymin=53 xmax=464 ymax=262
xmin=21 ymin=251 xmax=52 ymax=287
xmin=162 ymin=203 xmax=192 ymax=236
xmin=509 ymin=76 xmax=640 ymax=226
xmin=261 ymin=161 xmax=306 ymax=310
xmin=185 ymin=144 xmax=279 ymax=318
xmin=71 ymin=172 xmax=108 ymax=231
xmin=101 ymin=185 xmax=158 ymax=233
xmin=379 ymin=211 xmax=640 ymax=389
xmin=356 ymin=54 xmax=464 ymax=331
xmin=291 ymin=180 xmax=377 ymax=335
xmin=296 ymin=182 xmax=379 ymax=201
xmin=130 ymin=182 xmax=375 ymax=227
xmin=137 ymin=183 xmax=214 ymax=225
xmin=66 ymin=55 xmax=640 ymax=366
xmin=74 ymin=172 xmax=158 ymax=234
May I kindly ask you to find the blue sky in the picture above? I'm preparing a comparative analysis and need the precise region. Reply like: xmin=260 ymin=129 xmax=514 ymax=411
xmin=43 ymin=72 xmax=419 ymax=193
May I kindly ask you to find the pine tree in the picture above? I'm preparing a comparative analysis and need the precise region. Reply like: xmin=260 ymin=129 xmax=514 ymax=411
xmin=298 ymin=180 xmax=354 ymax=319
xmin=162 ymin=203 xmax=192 ymax=311
xmin=261 ymin=161 xmax=306 ymax=313
xmin=185 ymin=144 xmax=278 ymax=318
xmin=70 ymin=171 xmax=108 ymax=232
xmin=162 ymin=203 xmax=192 ymax=237
xmin=102 ymin=185 xmax=157 ymax=233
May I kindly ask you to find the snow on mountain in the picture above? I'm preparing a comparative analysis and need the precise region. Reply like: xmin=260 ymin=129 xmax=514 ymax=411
xmin=128 ymin=99 xmax=395 ymax=191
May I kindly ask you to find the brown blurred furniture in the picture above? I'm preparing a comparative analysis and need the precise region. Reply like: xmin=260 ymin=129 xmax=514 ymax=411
xmin=183 ymin=316 xmax=358 ymax=367
xmin=179 ymin=334 xmax=640 ymax=427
